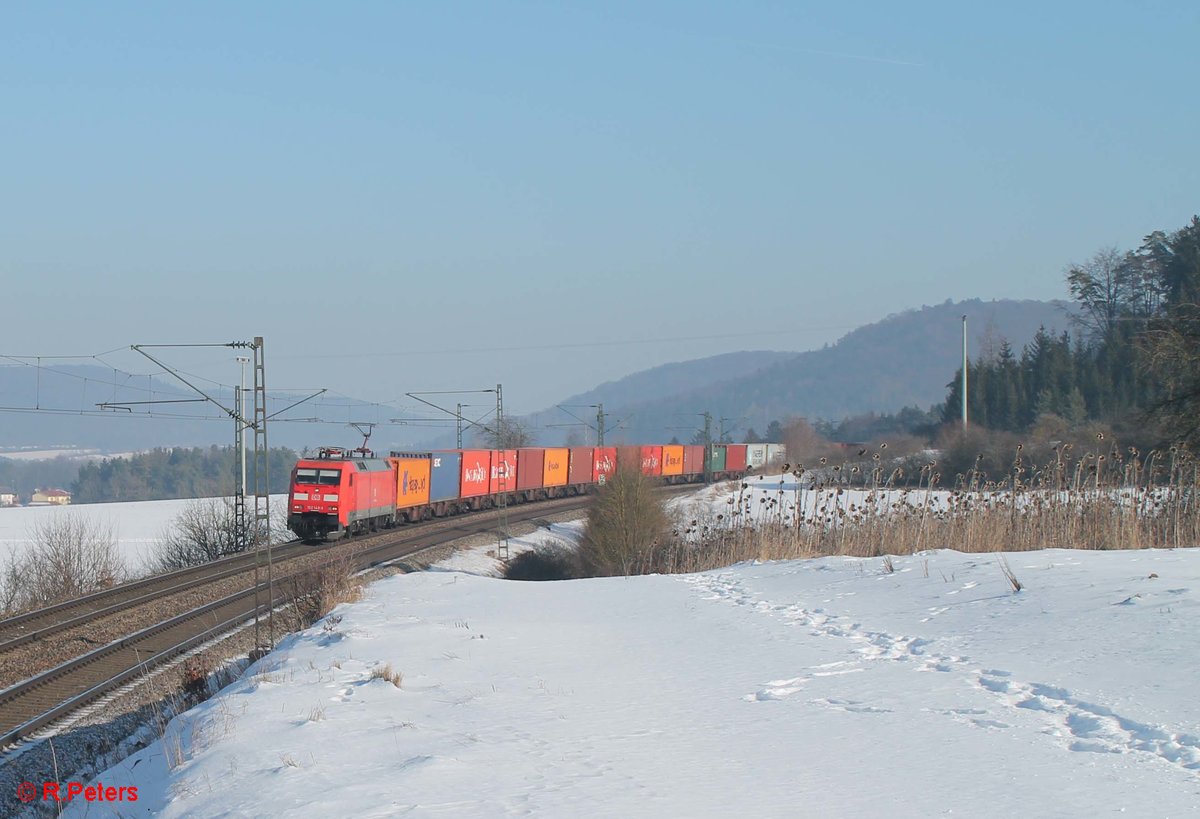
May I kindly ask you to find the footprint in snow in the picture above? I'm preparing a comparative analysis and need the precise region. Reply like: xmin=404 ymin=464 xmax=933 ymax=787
xmin=973 ymin=671 xmax=1200 ymax=771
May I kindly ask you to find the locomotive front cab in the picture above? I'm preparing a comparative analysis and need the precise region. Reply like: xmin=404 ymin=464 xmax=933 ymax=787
xmin=287 ymin=455 xmax=348 ymax=541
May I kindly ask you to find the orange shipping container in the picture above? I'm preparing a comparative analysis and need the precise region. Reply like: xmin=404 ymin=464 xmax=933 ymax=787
xmin=389 ymin=455 xmax=431 ymax=509
xmin=543 ymin=448 xmax=569 ymax=486
xmin=661 ymin=444 xmax=684 ymax=476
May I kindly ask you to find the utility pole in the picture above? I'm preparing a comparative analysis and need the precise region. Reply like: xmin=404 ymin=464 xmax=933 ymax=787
xmin=702 ymin=411 xmax=713 ymax=483
xmin=128 ymin=338 xmax=275 ymax=656
xmin=555 ymin=403 xmax=609 ymax=447
xmin=494 ymin=383 xmax=509 ymax=561
xmin=403 ymin=385 xmax=509 ymax=560
xmin=234 ymin=356 xmax=250 ymax=555
xmin=718 ymin=416 xmax=734 ymax=444
xmin=249 ymin=338 xmax=273 ymax=654
xmin=456 ymin=403 xmax=464 ymax=449
xmin=961 ymin=315 xmax=969 ymax=429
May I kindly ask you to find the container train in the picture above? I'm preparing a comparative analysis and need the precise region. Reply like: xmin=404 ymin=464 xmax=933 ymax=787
xmin=286 ymin=442 xmax=784 ymax=542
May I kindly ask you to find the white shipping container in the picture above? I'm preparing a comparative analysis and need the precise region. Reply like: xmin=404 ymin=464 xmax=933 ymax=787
xmin=766 ymin=443 xmax=786 ymax=465
xmin=746 ymin=444 xmax=768 ymax=467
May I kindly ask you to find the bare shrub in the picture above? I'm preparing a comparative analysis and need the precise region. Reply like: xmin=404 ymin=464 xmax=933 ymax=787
xmin=180 ymin=656 xmax=214 ymax=703
xmin=934 ymin=425 xmax=1022 ymax=488
xmin=578 ymin=466 xmax=670 ymax=576
xmin=504 ymin=542 xmax=583 ymax=581
xmin=2 ymin=515 xmax=125 ymax=612
xmin=279 ymin=554 xmax=363 ymax=631
xmin=872 ymin=433 xmax=926 ymax=460
xmin=998 ymin=556 xmax=1023 ymax=592
xmin=781 ymin=417 xmax=845 ymax=464
xmin=152 ymin=497 xmax=273 ymax=571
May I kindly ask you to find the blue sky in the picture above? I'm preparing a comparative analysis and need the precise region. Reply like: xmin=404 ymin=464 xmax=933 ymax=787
xmin=2 ymin=1 xmax=1197 ymax=418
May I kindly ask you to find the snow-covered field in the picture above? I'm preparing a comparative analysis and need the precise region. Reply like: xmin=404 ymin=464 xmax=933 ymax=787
xmin=0 ymin=496 xmax=288 ymax=574
xmin=62 ymin=540 xmax=1200 ymax=815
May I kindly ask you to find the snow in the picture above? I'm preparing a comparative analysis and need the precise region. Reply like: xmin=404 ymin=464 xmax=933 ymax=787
xmin=59 ymin=517 xmax=1200 ymax=816
xmin=0 ymin=449 xmax=141 ymax=462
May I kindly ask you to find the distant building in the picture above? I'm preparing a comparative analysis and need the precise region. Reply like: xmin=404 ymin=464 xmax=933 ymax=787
xmin=0 ymin=491 xmax=17 ymax=507
xmin=30 ymin=488 xmax=71 ymax=506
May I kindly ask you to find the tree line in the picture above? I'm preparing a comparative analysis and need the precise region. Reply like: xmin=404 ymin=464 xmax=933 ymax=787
xmin=72 ymin=446 xmax=299 ymax=503
xmin=941 ymin=215 xmax=1200 ymax=444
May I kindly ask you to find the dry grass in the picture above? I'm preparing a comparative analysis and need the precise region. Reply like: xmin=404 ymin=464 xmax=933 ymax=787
xmin=645 ymin=440 xmax=1200 ymax=575
xmin=279 ymin=552 xmax=364 ymax=631
xmin=369 ymin=663 xmax=403 ymax=688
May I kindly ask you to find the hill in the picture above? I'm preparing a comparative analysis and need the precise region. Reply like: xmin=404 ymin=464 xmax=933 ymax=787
xmin=536 ymin=298 xmax=1073 ymax=443
xmin=1 ymin=300 xmax=1070 ymax=454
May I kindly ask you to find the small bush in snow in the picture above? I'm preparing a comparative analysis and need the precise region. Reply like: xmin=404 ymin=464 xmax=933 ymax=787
xmin=180 ymin=656 xmax=214 ymax=702
xmin=369 ymin=663 xmax=402 ymax=688
xmin=504 ymin=544 xmax=583 ymax=581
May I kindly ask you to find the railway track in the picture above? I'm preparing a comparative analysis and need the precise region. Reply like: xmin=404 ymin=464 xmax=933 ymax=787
xmin=0 ymin=540 xmax=309 ymax=653
xmin=0 ymin=488 xmax=701 ymax=751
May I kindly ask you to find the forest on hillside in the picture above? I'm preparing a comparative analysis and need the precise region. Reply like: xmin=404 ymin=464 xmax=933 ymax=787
xmin=70 ymin=447 xmax=299 ymax=503
xmin=941 ymin=216 xmax=1200 ymax=445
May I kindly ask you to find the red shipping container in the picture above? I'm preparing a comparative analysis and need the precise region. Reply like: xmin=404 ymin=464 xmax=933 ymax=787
xmin=725 ymin=444 xmax=748 ymax=472
xmin=594 ymin=447 xmax=617 ymax=482
xmin=682 ymin=445 xmax=705 ymax=476
xmin=568 ymin=447 xmax=593 ymax=485
xmin=490 ymin=449 xmax=517 ymax=494
xmin=616 ymin=446 xmax=640 ymax=474
xmin=517 ymin=448 xmax=546 ymax=491
xmin=639 ymin=445 xmax=663 ymax=476
xmin=460 ymin=449 xmax=491 ymax=497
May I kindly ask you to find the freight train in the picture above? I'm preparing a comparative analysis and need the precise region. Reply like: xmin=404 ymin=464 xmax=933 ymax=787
xmin=286 ymin=443 xmax=783 ymax=542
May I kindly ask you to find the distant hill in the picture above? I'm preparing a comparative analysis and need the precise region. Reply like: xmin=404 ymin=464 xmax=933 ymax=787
xmin=0 ymin=365 xmax=426 ymax=455
xmin=1 ymin=299 xmax=1072 ymax=454
xmin=534 ymin=299 xmax=1073 ymax=444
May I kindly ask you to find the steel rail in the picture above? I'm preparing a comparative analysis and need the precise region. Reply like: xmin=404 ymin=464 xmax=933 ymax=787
xmin=0 ymin=540 xmax=306 ymax=648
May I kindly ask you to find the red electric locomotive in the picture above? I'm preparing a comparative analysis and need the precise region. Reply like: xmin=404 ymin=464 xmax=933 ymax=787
xmin=287 ymin=447 xmax=396 ymax=541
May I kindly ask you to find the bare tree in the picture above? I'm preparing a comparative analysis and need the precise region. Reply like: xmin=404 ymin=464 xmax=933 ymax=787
xmin=781 ymin=417 xmax=842 ymax=464
xmin=578 ymin=466 xmax=669 ymax=576
xmin=152 ymin=497 xmax=273 ymax=571
xmin=474 ymin=417 xmax=534 ymax=449
xmin=1 ymin=515 xmax=125 ymax=613
xmin=1066 ymin=246 xmax=1134 ymax=341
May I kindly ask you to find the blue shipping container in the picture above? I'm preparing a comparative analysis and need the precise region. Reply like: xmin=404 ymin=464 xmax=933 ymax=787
xmin=430 ymin=451 xmax=462 ymax=502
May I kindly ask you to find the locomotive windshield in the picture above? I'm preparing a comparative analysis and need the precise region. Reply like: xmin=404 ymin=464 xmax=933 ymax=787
xmin=296 ymin=468 xmax=342 ymax=485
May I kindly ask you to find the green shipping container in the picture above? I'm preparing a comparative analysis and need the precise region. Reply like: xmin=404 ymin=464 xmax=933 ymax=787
xmin=707 ymin=444 xmax=726 ymax=473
